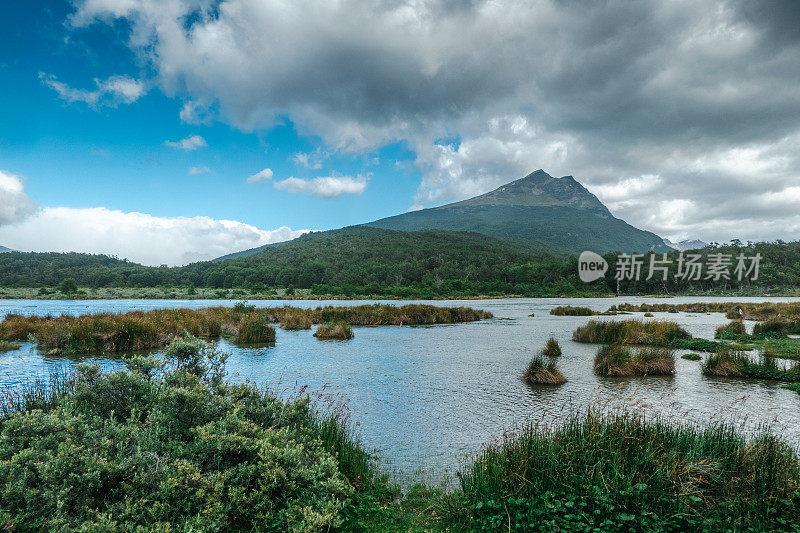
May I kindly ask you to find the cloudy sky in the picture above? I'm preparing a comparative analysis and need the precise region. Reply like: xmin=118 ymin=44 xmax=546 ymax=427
xmin=1 ymin=0 xmax=799 ymax=265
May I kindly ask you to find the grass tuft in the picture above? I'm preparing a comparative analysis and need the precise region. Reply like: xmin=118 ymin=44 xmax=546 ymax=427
xmin=523 ymin=355 xmax=566 ymax=385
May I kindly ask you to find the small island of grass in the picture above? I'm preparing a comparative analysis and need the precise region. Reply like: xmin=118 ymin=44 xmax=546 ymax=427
xmin=524 ymin=354 xmax=566 ymax=385
xmin=594 ymin=344 xmax=675 ymax=377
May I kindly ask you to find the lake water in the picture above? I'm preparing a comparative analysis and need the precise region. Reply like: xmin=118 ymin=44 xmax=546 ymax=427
xmin=2 ymin=296 xmax=800 ymax=484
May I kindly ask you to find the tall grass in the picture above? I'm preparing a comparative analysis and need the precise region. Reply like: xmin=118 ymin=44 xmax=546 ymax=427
xmin=0 ymin=303 xmax=489 ymax=355
xmin=573 ymin=319 xmax=690 ymax=346
xmin=703 ymin=348 xmax=800 ymax=382
xmin=594 ymin=344 xmax=675 ymax=376
xmin=612 ymin=301 xmax=800 ymax=322
xmin=0 ymin=340 xmax=21 ymax=353
xmin=458 ymin=412 xmax=800 ymax=531
xmin=550 ymin=305 xmax=595 ymax=316
xmin=523 ymin=355 xmax=566 ymax=385
xmin=314 ymin=322 xmax=354 ymax=340
xmin=541 ymin=337 xmax=561 ymax=357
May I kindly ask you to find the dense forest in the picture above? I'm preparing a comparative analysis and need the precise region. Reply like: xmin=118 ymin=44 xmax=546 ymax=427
xmin=1 ymin=227 xmax=798 ymax=297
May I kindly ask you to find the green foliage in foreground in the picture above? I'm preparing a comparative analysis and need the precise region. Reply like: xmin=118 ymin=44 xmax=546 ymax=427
xmin=457 ymin=412 xmax=800 ymax=532
xmin=0 ymin=338 xmax=376 ymax=531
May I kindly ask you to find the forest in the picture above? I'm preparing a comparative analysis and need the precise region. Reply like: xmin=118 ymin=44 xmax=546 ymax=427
xmin=1 ymin=227 xmax=798 ymax=298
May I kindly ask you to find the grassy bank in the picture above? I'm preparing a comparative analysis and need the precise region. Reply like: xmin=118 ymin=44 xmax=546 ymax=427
xmin=457 ymin=412 xmax=800 ymax=532
xmin=0 ymin=304 xmax=491 ymax=355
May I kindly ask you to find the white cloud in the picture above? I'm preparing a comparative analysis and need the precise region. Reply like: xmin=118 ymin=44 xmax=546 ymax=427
xmin=164 ymin=134 xmax=207 ymax=151
xmin=0 ymin=171 xmax=37 ymax=226
xmin=68 ymin=0 xmax=800 ymax=242
xmin=292 ymin=150 xmax=324 ymax=170
xmin=0 ymin=206 xmax=309 ymax=266
xmin=188 ymin=166 xmax=211 ymax=175
xmin=40 ymin=72 xmax=146 ymax=107
xmin=273 ymin=175 xmax=368 ymax=198
xmin=246 ymin=168 xmax=273 ymax=183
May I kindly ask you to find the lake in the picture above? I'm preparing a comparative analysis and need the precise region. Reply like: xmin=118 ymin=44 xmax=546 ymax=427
xmin=2 ymin=296 xmax=800 ymax=484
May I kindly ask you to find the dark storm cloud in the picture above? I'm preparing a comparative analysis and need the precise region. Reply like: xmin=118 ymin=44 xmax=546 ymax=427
xmin=70 ymin=0 xmax=800 ymax=242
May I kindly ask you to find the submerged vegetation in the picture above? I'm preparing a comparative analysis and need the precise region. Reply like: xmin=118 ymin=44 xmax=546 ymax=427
xmin=0 ymin=304 xmax=490 ymax=355
xmin=523 ymin=355 xmax=566 ymax=385
xmin=594 ymin=344 xmax=675 ymax=377
xmin=681 ymin=353 xmax=701 ymax=361
xmin=314 ymin=322 xmax=354 ymax=341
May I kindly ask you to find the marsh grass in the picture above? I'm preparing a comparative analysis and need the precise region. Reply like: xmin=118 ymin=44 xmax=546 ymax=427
xmin=594 ymin=344 xmax=675 ymax=376
xmin=681 ymin=353 xmax=701 ymax=361
xmin=550 ymin=305 xmax=595 ymax=316
xmin=573 ymin=319 xmax=690 ymax=346
xmin=0 ymin=303 xmax=488 ymax=355
xmin=457 ymin=412 xmax=800 ymax=531
xmin=314 ymin=322 xmax=354 ymax=340
xmin=541 ymin=337 xmax=561 ymax=357
xmin=702 ymin=347 xmax=800 ymax=382
xmin=0 ymin=340 xmax=21 ymax=353
xmin=523 ymin=355 xmax=566 ymax=385
xmin=279 ymin=310 xmax=313 ymax=330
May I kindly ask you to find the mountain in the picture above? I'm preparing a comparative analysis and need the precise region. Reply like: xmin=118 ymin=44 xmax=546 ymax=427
xmin=365 ymin=170 xmax=669 ymax=254
xmin=0 ymin=246 xmax=12 ymax=253
xmin=213 ymin=239 xmax=296 ymax=262
xmin=663 ymin=239 xmax=708 ymax=251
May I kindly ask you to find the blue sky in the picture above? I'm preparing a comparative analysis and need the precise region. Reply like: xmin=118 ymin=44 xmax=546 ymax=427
xmin=0 ymin=1 xmax=419 ymax=233
xmin=1 ymin=1 xmax=800 ymax=264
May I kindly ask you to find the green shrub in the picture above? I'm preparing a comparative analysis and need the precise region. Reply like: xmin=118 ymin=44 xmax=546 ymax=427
xmin=0 ymin=342 xmax=373 ymax=531
xmin=753 ymin=319 xmax=790 ymax=339
xmin=541 ymin=337 xmax=561 ymax=357
xmin=58 ymin=278 xmax=77 ymax=295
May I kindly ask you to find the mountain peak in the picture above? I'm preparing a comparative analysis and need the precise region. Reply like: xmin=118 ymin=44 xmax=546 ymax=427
xmin=449 ymin=169 xmax=611 ymax=216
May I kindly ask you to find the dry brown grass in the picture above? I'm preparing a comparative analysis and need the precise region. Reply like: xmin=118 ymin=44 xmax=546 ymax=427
xmin=524 ymin=355 xmax=567 ymax=385
xmin=314 ymin=322 xmax=354 ymax=340
xmin=594 ymin=344 xmax=675 ymax=377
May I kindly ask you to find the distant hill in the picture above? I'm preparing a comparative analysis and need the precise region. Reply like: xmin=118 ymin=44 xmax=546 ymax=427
xmin=0 ymin=246 xmax=12 ymax=253
xmin=212 ymin=239 xmax=297 ymax=262
xmin=663 ymin=239 xmax=709 ymax=251
xmin=365 ymin=170 xmax=669 ymax=254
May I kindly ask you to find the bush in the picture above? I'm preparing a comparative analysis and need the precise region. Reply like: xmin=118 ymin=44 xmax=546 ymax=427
xmin=0 ymin=342 xmax=367 ymax=531
xmin=58 ymin=278 xmax=77 ymax=295
xmin=753 ymin=319 xmax=790 ymax=339
xmin=523 ymin=355 xmax=566 ymax=385
xmin=594 ymin=344 xmax=675 ymax=376
xmin=550 ymin=306 xmax=594 ymax=316
xmin=541 ymin=337 xmax=561 ymax=357
xmin=314 ymin=322 xmax=354 ymax=340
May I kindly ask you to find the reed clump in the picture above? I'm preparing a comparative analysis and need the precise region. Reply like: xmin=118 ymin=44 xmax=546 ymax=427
xmin=279 ymin=310 xmax=313 ymax=331
xmin=0 ymin=340 xmax=21 ymax=353
xmin=0 ymin=303 xmax=488 ymax=355
xmin=594 ymin=344 xmax=675 ymax=376
xmin=702 ymin=347 xmax=800 ymax=381
xmin=541 ymin=337 xmax=561 ymax=357
xmin=550 ymin=306 xmax=595 ymax=316
xmin=314 ymin=322 xmax=354 ymax=340
xmin=523 ymin=355 xmax=566 ymax=385
xmin=458 ymin=412 xmax=800 ymax=531
xmin=573 ymin=319 xmax=690 ymax=346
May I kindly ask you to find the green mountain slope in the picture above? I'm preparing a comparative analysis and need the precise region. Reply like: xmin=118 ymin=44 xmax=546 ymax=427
xmin=366 ymin=170 xmax=668 ymax=254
